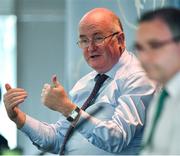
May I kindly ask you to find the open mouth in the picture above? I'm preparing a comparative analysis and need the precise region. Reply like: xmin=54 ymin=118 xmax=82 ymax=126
xmin=90 ymin=55 xmax=100 ymax=58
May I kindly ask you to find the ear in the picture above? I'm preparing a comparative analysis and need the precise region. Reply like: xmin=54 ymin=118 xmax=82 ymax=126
xmin=117 ymin=33 xmax=125 ymax=50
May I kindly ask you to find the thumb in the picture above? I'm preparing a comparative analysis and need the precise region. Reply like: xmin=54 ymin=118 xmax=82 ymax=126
xmin=5 ymin=83 xmax=12 ymax=91
xmin=51 ymin=75 xmax=60 ymax=88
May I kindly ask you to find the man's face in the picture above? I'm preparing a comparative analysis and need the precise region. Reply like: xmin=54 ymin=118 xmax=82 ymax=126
xmin=78 ymin=12 xmax=124 ymax=73
xmin=135 ymin=19 xmax=180 ymax=84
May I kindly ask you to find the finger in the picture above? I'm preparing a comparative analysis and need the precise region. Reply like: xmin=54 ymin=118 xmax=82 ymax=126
xmin=8 ymin=103 xmax=23 ymax=119
xmin=4 ymin=95 xmax=27 ymax=108
xmin=7 ymin=98 xmax=26 ymax=110
xmin=41 ymin=89 xmax=45 ymax=97
xmin=5 ymin=91 xmax=27 ymax=101
xmin=41 ymin=96 xmax=45 ymax=103
xmin=43 ymin=83 xmax=51 ymax=89
xmin=5 ymin=97 xmax=25 ymax=116
xmin=41 ymin=92 xmax=43 ymax=97
xmin=13 ymin=97 xmax=26 ymax=106
xmin=41 ymin=89 xmax=48 ymax=97
xmin=4 ymin=92 xmax=27 ymax=107
xmin=5 ymin=83 xmax=12 ymax=91
xmin=41 ymin=84 xmax=51 ymax=96
xmin=51 ymin=75 xmax=60 ymax=88
xmin=8 ymin=94 xmax=27 ymax=105
xmin=4 ymin=88 xmax=26 ymax=98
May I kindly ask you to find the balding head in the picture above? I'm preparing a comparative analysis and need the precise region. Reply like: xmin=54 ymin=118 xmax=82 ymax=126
xmin=79 ymin=8 xmax=123 ymax=32
xmin=77 ymin=8 xmax=125 ymax=73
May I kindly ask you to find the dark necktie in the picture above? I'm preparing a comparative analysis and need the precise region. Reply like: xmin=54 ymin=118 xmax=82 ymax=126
xmin=60 ymin=74 xmax=108 ymax=155
xmin=143 ymin=88 xmax=168 ymax=148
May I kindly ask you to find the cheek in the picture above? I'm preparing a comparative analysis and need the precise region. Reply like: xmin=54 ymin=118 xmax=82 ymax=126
xmin=82 ymin=50 xmax=88 ymax=61
xmin=147 ymin=54 xmax=169 ymax=77
xmin=104 ymin=44 xmax=116 ymax=58
xmin=159 ymin=50 xmax=173 ymax=66
xmin=160 ymin=52 xmax=179 ymax=72
xmin=138 ymin=53 xmax=152 ymax=65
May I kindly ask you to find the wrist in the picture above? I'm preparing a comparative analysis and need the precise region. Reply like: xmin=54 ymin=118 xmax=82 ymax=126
xmin=66 ymin=106 xmax=80 ymax=122
xmin=14 ymin=111 xmax=26 ymax=129
xmin=62 ymin=100 xmax=76 ymax=117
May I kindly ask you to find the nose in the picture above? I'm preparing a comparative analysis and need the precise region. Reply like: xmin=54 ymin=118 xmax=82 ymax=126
xmin=88 ymin=40 xmax=97 ymax=51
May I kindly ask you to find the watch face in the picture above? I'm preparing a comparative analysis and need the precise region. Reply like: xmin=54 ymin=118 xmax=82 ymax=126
xmin=71 ymin=110 xmax=79 ymax=119
xmin=67 ymin=116 xmax=74 ymax=122
xmin=67 ymin=107 xmax=80 ymax=122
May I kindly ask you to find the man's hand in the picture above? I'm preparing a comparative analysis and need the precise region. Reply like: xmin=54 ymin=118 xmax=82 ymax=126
xmin=3 ymin=84 xmax=27 ymax=128
xmin=41 ymin=75 xmax=76 ymax=117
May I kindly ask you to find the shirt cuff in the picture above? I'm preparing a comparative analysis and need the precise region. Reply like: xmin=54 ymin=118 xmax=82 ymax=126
xmin=20 ymin=115 xmax=41 ymax=137
xmin=75 ymin=109 xmax=100 ymax=137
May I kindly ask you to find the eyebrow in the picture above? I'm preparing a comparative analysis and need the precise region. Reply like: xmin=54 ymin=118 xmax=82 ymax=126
xmin=79 ymin=32 xmax=103 ymax=38
xmin=134 ymin=41 xmax=141 ymax=46
xmin=134 ymin=39 xmax=163 ymax=47
xmin=79 ymin=34 xmax=86 ymax=38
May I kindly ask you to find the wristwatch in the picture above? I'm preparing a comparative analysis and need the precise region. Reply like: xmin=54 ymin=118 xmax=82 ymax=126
xmin=67 ymin=106 xmax=80 ymax=122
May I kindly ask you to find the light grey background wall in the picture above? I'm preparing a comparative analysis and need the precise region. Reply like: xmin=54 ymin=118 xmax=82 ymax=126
xmin=16 ymin=0 xmax=66 ymax=154
xmin=1 ymin=0 xmax=179 ymax=155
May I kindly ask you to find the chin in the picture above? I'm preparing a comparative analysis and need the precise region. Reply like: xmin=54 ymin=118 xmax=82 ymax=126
xmin=94 ymin=68 xmax=104 ymax=73
xmin=89 ymin=62 xmax=110 ymax=73
xmin=92 ymin=66 xmax=106 ymax=73
xmin=147 ymin=74 xmax=160 ymax=83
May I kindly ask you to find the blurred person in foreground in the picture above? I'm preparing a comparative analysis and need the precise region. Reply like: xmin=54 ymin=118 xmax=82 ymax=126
xmin=3 ymin=8 xmax=155 ymax=155
xmin=135 ymin=7 xmax=180 ymax=154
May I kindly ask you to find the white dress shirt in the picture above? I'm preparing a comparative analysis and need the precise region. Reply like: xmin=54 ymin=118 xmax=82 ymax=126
xmin=21 ymin=50 xmax=156 ymax=155
xmin=141 ymin=72 xmax=180 ymax=155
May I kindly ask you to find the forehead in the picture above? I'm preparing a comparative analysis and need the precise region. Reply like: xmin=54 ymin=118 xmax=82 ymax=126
xmin=78 ymin=12 xmax=114 ymax=36
xmin=136 ymin=19 xmax=173 ymax=43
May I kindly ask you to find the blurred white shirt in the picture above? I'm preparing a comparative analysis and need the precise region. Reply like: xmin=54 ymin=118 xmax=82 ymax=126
xmin=141 ymin=72 xmax=180 ymax=155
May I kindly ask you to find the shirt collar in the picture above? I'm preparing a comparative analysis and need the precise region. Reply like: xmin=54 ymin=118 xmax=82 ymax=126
xmin=165 ymin=71 xmax=180 ymax=98
xmin=103 ymin=49 xmax=129 ymax=79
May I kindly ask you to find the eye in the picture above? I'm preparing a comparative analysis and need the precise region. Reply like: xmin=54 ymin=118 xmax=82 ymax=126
xmin=149 ymin=42 xmax=163 ymax=49
xmin=80 ymin=38 xmax=89 ymax=44
xmin=134 ymin=43 xmax=144 ymax=52
xmin=94 ymin=36 xmax=104 ymax=42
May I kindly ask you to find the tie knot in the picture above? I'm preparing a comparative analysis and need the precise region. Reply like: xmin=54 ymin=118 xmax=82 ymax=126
xmin=159 ymin=88 xmax=168 ymax=101
xmin=95 ymin=74 xmax=108 ymax=82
